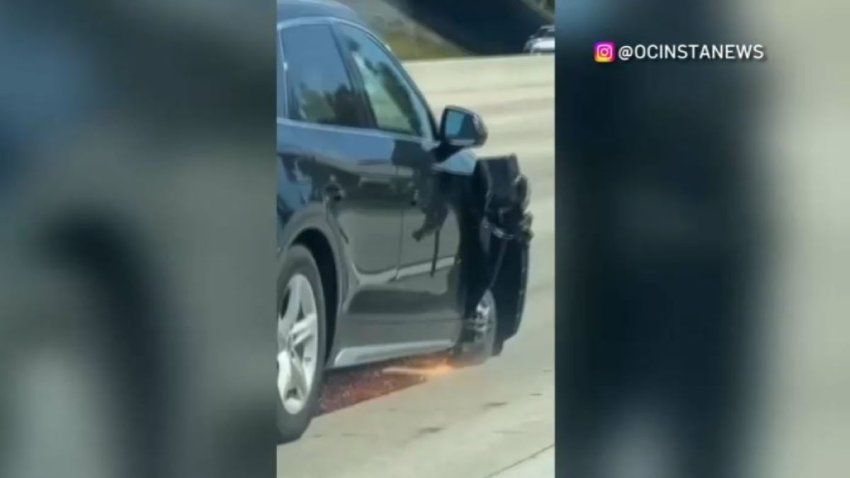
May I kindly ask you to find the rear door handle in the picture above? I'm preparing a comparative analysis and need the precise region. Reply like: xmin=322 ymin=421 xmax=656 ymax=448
xmin=324 ymin=181 xmax=345 ymax=202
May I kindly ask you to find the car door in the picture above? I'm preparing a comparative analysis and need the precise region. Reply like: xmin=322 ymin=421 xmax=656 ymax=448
xmin=334 ymin=23 xmax=465 ymax=324
xmin=277 ymin=21 xmax=405 ymax=322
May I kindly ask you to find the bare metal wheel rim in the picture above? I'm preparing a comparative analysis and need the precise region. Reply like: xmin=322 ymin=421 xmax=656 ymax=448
xmin=277 ymin=273 xmax=320 ymax=415
xmin=471 ymin=293 xmax=496 ymax=336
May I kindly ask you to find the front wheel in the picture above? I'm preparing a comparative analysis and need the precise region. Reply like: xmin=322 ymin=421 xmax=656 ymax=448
xmin=276 ymin=245 xmax=327 ymax=443
xmin=450 ymin=289 xmax=498 ymax=367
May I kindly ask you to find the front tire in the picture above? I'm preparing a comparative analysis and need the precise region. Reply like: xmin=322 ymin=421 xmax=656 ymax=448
xmin=277 ymin=245 xmax=327 ymax=444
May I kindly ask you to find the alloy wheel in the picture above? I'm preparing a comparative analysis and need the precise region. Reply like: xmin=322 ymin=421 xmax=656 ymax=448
xmin=277 ymin=273 xmax=319 ymax=415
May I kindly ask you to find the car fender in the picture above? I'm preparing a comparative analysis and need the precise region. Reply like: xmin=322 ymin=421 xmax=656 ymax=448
xmin=277 ymin=203 xmax=348 ymax=304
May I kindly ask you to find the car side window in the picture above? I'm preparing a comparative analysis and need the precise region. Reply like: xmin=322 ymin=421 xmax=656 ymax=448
xmin=336 ymin=25 xmax=434 ymax=139
xmin=279 ymin=24 xmax=366 ymax=128
xmin=276 ymin=36 xmax=286 ymax=118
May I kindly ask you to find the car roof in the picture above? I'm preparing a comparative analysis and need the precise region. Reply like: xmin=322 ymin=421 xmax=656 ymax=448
xmin=277 ymin=0 xmax=364 ymax=25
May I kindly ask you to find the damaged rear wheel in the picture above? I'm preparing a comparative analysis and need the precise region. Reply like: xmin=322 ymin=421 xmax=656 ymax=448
xmin=450 ymin=289 xmax=498 ymax=367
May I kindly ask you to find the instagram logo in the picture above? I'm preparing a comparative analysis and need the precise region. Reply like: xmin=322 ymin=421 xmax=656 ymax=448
xmin=594 ymin=42 xmax=616 ymax=63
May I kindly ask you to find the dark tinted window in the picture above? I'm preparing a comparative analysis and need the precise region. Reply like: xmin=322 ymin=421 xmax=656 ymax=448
xmin=337 ymin=25 xmax=433 ymax=138
xmin=279 ymin=24 xmax=365 ymax=128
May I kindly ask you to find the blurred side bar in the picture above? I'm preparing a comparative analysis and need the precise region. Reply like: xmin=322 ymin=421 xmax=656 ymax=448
xmin=0 ymin=2 xmax=276 ymax=478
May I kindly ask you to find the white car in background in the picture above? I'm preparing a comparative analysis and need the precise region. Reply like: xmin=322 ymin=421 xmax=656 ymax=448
xmin=523 ymin=25 xmax=554 ymax=54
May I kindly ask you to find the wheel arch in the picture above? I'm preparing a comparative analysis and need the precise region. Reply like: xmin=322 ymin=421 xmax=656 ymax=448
xmin=280 ymin=209 xmax=343 ymax=364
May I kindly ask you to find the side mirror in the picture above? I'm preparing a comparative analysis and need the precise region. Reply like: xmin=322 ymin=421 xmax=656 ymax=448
xmin=439 ymin=106 xmax=488 ymax=149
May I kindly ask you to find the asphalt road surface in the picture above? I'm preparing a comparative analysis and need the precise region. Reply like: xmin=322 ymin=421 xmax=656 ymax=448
xmin=277 ymin=55 xmax=555 ymax=478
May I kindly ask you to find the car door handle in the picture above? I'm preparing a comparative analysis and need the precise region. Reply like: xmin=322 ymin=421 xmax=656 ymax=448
xmin=324 ymin=182 xmax=345 ymax=202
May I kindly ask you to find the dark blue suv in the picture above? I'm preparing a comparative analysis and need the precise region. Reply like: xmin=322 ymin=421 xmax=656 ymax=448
xmin=276 ymin=0 xmax=531 ymax=442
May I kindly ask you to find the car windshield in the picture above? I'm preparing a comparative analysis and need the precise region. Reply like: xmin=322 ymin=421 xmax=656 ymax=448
xmin=539 ymin=27 xmax=554 ymax=38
